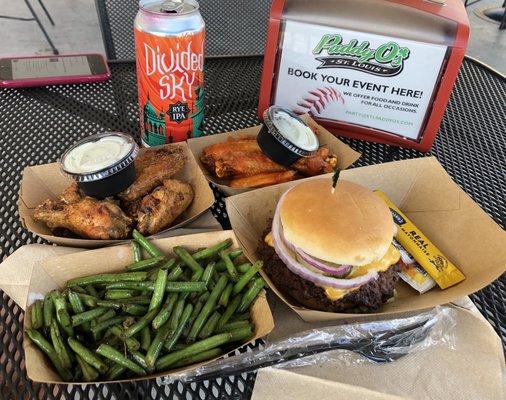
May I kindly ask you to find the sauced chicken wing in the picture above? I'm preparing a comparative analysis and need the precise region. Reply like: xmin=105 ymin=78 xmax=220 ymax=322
xmin=201 ymin=138 xmax=338 ymax=180
xmin=229 ymin=170 xmax=297 ymax=189
xmin=292 ymin=147 xmax=338 ymax=176
xmin=136 ymin=179 xmax=194 ymax=235
xmin=201 ymin=138 xmax=285 ymax=178
xmin=200 ymin=137 xmax=258 ymax=168
xmin=119 ymin=146 xmax=186 ymax=202
xmin=214 ymin=152 xmax=287 ymax=178
xmin=33 ymin=195 xmax=132 ymax=239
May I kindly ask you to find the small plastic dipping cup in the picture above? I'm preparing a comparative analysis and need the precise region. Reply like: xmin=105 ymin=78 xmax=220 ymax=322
xmin=60 ymin=132 xmax=139 ymax=198
xmin=257 ymin=106 xmax=319 ymax=166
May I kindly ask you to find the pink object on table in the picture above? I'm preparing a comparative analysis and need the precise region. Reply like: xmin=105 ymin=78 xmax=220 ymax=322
xmin=0 ymin=53 xmax=110 ymax=88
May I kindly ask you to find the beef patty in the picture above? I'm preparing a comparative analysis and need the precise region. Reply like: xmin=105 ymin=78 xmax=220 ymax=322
xmin=259 ymin=236 xmax=401 ymax=313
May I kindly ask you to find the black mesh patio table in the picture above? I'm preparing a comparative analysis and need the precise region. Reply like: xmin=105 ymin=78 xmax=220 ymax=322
xmin=0 ymin=56 xmax=504 ymax=399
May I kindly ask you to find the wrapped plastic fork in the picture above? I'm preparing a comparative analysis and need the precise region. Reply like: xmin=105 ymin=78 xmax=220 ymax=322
xmin=163 ymin=306 xmax=456 ymax=383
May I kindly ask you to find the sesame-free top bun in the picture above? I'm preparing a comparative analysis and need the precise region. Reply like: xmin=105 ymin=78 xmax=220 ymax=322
xmin=280 ymin=179 xmax=396 ymax=266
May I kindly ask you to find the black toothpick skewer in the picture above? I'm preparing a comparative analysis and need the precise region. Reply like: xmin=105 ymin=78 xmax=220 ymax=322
xmin=331 ymin=168 xmax=341 ymax=194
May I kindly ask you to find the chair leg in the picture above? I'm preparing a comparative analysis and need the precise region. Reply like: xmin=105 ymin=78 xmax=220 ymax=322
xmin=37 ymin=0 xmax=55 ymax=26
xmin=0 ymin=15 xmax=34 ymax=21
xmin=500 ymin=8 xmax=506 ymax=30
xmin=24 ymin=0 xmax=59 ymax=54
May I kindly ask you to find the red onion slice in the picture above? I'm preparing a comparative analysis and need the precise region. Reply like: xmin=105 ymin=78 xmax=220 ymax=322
xmin=280 ymin=226 xmax=352 ymax=277
xmin=272 ymin=192 xmax=378 ymax=289
xmin=294 ymin=247 xmax=352 ymax=277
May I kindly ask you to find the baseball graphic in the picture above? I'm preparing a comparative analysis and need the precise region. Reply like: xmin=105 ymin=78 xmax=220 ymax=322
xmin=292 ymin=86 xmax=345 ymax=117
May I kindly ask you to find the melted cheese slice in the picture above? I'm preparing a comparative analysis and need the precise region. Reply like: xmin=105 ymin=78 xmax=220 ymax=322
xmin=265 ymin=232 xmax=274 ymax=247
xmin=264 ymin=232 xmax=400 ymax=302
xmin=324 ymin=245 xmax=400 ymax=301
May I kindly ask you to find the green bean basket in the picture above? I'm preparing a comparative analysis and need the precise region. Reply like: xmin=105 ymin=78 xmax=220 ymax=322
xmin=23 ymin=230 xmax=274 ymax=384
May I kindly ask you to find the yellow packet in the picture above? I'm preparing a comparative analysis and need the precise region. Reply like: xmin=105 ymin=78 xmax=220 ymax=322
xmin=375 ymin=190 xmax=465 ymax=289
xmin=392 ymin=239 xmax=436 ymax=294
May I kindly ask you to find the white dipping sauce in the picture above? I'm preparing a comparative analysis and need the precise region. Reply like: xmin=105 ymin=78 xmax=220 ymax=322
xmin=63 ymin=135 xmax=133 ymax=174
xmin=271 ymin=111 xmax=318 ymax=151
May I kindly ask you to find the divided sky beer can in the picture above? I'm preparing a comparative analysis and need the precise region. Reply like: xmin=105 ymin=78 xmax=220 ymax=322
xmin=134 ymin=0 xmax=205 ymax=146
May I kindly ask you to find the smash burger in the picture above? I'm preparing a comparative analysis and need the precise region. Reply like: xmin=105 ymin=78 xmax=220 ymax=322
xmin=261 ymin=179 xmax=402 ymax=312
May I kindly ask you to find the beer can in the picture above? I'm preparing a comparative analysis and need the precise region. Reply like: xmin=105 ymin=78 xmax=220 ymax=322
xmin=134 ymin=0 xmax=205 ymax=147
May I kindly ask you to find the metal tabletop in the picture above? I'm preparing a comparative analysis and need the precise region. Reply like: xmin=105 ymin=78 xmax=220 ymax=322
xmin=0 ymin=56 xmax=504 ymax=399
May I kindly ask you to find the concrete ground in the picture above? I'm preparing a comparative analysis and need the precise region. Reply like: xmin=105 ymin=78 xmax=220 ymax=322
xmin=0 ymin=0 xmax=504 ymax=74
xmin=0 ymin=0 xmax=104 ymax=56
xmin=466 ymin=0 xmax=506 ymax=73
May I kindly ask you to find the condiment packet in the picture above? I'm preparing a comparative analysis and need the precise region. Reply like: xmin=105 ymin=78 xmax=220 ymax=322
xmin=375 ymin=190 xmax=465 ymax=290
xmin=393 ymin=239 xmax=437 ymax=294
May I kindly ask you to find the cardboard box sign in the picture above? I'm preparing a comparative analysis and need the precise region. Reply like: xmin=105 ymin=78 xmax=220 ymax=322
xmin=18 ymin=142 xmax=215 ymax=248
xmin=23 ymin=231 xmax=274 ymax=384
xmin=259 ymin=0 xmax=469 ymax=152
xmin=187 ymin=114 xmax=361 ymax=196
xmin=226 ymin=157 xmax=506 ymax=322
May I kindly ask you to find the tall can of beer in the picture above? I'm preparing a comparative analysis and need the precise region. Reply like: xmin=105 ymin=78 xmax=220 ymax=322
xmin=134 ymin=0 xmax=205 ymax=147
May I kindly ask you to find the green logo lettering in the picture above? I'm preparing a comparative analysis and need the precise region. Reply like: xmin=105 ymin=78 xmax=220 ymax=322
xmin=312 ymin=34 xmax=410 ymax=72
xmin=312 ymin=34 xmax=343 ymax=55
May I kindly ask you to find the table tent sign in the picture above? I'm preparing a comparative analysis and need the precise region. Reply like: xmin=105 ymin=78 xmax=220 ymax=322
xmin=259 ymin=0 xmax=470 ymax=151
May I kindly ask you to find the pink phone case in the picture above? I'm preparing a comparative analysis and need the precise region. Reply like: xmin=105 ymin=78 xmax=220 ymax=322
xmin=0 ymin=53 xmax=111 ymax=88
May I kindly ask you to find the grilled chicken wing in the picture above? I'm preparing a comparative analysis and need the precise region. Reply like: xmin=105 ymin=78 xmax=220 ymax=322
xmin=33 ymin=196 xmax=132 ymax=239
xmin=121 ymin=197 xmax=142 ymax=220
xmin=137 ymin=179 xmax=194 ymax=235
xmin=59 ymin=182 xmax=84 ymax=204
xmin=292 ymin=147 xmax=338 ymax=176
xmin=119 ymin=145 xmax=186 ymax=202
xmin=229 ymin=170 xmax=297 ymax=188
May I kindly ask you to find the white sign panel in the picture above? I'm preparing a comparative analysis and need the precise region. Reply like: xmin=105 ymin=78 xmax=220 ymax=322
xmin=274 ymin=20 xmax=448 ymax=140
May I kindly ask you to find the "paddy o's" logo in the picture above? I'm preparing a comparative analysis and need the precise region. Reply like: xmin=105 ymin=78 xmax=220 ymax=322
xmin=312 ymin=34 xmax=410 ymax=77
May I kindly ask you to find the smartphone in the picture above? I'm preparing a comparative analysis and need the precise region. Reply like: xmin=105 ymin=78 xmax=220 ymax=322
xmin=0 ymin=54 xmax=110 ymax=88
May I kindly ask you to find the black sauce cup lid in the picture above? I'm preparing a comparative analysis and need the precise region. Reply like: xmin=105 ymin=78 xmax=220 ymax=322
xmin=60 ymin=132 xmax=139 ymax=183
xmin=258 ymin=106 xmax=319 ymax=167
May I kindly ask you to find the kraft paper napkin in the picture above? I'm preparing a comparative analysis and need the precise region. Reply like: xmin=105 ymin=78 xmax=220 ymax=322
xmin=0 ymin=210 xmax=222 ymax=310
xmin=252 ymin=368 xmax=406 ymax=400
xmin=251 ymin=294 xmax=505 ymax=400
xmin=0 ymin=244 xmax=80 ymax=310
